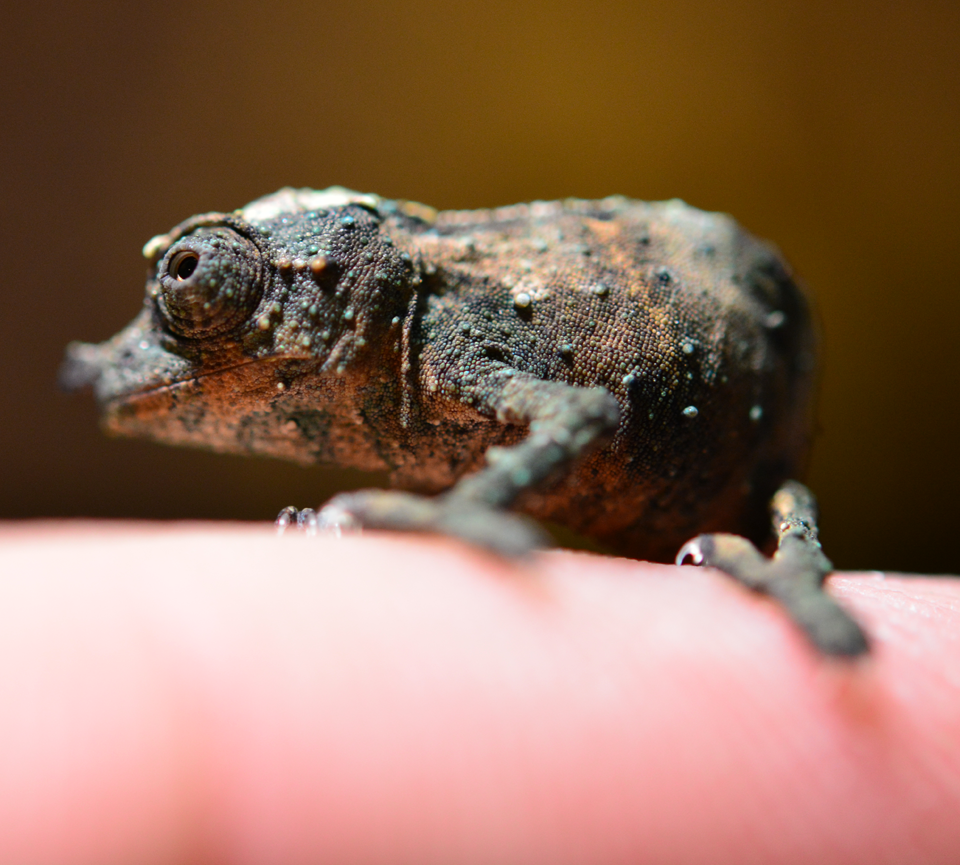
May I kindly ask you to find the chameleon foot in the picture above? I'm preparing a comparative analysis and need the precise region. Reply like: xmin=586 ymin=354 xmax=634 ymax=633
xmin=677 ymin=481 xmax=868 ymax=657
xmin=312 ymin=489 xmax=551 ymax=558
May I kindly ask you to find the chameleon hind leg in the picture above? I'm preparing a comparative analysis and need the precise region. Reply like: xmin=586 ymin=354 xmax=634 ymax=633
xmin=677 ymin=481 xmax=868 ymax=657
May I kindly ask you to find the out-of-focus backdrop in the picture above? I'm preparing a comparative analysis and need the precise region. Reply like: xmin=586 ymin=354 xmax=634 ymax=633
xmin=1 ymin=0 xmax=957 ymax=572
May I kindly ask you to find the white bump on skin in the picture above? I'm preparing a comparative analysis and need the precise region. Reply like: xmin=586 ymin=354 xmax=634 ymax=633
xmin=240 ymin=187 xmax=382 ymax=222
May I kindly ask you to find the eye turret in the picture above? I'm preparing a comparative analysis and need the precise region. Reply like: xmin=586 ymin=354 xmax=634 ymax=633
xmin=156 ymin=228 xmax=263 ymax=337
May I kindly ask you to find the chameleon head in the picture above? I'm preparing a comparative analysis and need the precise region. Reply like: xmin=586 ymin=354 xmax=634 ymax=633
xmin=60 ymin=189 xmax=416 ymax=462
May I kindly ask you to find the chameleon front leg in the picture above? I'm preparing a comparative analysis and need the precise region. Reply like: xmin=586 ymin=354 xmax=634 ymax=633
xmin=677 ymin=481 xmax=869 ymax=657
xmin=304 ymin=375 xmax=621 ymax=556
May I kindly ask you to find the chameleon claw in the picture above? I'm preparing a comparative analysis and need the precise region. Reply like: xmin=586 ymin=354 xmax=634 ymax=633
xmin=315 ymin=499 xmax=362 ymax=537
xmin=275 ymin=506 xmax=298 ymax=535
xmin=276 ymin=506 xmax=329 ymax=537
xmin=675 ymin=538 xmax=705 ymax=567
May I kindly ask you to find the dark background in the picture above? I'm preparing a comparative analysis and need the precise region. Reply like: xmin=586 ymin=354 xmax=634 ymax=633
xmin=2 ymin=0 xmax=957 ymax=572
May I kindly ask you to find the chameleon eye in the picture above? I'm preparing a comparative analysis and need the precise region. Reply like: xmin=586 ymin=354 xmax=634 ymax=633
xmin=170 ymin=250 xmax=199 ymax=281
xmin=157 ymin=229 xmax=263 ymax=338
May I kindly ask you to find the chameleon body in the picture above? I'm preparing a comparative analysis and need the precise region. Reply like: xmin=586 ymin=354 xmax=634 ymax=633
xmin=63 ymin=188 xmax=864 ymax=654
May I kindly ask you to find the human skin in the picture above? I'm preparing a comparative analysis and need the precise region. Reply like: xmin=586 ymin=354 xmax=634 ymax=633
xmin=0 ymin=523 xmax=958 ymax=865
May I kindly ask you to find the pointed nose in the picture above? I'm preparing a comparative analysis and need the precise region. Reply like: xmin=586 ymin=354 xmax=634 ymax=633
xmin=59 ymin=341 xmax=106 ymax=392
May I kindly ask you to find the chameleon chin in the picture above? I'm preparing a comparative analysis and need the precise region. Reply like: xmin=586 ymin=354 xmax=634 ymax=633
xmin=61 ymin=186 xmax=867 ymax=657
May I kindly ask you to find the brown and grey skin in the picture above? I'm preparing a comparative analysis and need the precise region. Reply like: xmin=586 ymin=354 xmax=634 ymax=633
xmin=61 ymin=187 xmax=867 ymax=656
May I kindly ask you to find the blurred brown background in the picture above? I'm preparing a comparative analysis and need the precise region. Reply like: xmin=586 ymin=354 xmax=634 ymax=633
xmin=1 ymin=0 xmax=957 ymax=572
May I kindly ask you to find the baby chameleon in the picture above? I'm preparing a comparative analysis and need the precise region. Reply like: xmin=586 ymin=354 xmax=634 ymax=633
xmin=61 ymin=187 xmax=867 ymax=656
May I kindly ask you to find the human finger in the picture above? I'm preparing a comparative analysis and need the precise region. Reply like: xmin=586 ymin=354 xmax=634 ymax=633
xmin=0 ymin=523 xmax=957 ymax=864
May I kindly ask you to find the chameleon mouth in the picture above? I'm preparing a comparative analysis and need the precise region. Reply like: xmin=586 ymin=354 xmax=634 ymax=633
xmin=63 ymin=331 xmax=316 ymax=410
xmin=95 ymin=359 xmax=268 ymax=440
xmin=96 ymin=350 xmax=323 ymax=439
xmin=95 ymin=350 xmax=331 ymax=459
xmin=101 ymin=358 xmax=263 ymax=405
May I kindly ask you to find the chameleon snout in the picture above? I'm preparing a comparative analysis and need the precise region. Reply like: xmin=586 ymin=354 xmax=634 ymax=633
xmin=59 ymin=340 xmax=105 ymax=393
